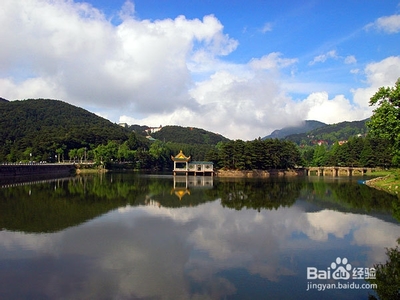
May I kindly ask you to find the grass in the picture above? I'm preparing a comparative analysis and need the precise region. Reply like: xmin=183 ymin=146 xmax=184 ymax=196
xmin=370 ymin=169 xmax=393 ymax=176
xmin=367 ymin=169 xmax=400 ymax=197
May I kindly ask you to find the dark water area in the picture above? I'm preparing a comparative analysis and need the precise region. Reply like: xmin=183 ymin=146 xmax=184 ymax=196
xmin=0 ymin=173 xmax=399 ymax=299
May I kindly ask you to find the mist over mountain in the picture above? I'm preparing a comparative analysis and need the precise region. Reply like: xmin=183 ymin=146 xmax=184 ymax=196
xmin=285 ymin=119 xmax=369 ymax=145
xmin=263 ymin=120 xmax=327 ymax=140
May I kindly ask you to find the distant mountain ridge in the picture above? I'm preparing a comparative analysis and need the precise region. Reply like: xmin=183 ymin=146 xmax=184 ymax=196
xmin=285 ymin=119 xmax=369 ymax=145
xmin=151 ymin=125 xmax=230 ymax=145
xmin=263 ymin=120 xmax=327 ymax=140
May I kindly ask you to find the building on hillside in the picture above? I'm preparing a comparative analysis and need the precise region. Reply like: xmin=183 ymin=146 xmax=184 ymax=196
xmin=144 ymin=125 xmax=162 ymax=135
xmin=313 ymin=140 xmax=328 ymax=146
xmin=171 ymin=150 xmax=214 ymax=176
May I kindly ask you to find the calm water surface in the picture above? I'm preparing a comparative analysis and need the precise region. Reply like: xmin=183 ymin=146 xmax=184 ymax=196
xmin=0 ymin=173 xmax=399 ymax=299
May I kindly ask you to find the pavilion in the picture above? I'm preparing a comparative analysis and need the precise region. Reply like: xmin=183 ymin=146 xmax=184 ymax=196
xmin=171 ymin=150 xmax=214 ymax=176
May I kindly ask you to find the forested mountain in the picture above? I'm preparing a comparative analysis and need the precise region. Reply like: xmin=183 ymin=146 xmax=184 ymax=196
xmin=0 ymin=97 xmax=9 ymax=103
xmin=0 ymin=99 xmax=130 ymax=161
xmin=263 ymin=120 xmax=327 ymax=140
xmin=285 ymin=119 xmax=369 ymax=145
xmin=151 ymin=125 xmax=230 ymax=145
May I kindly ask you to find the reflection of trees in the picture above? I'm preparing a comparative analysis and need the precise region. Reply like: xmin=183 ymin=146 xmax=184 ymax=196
xmin=218 ymin=179 xmax=303 ymax=211
xmin=0 ymin=174 xmax=216 ymax=233
xmin=2 ymin=174 xmax=399 ymax=234
xmin=0 ymin=176 xmax=139 ymax=233
xmin=300 ymin=180 xmax=399 ymax=221
xmin=367 ymin=238 xmax=400 ymax=300
xmin=332 ymin=183 xmax=396 ymax=212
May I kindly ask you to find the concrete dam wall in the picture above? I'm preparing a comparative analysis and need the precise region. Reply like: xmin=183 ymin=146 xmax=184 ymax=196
xmin=0 ymin=164 xmax=75 ymax=179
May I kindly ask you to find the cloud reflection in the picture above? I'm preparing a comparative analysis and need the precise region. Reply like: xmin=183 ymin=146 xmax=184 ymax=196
xmin=0 ymin=200 xmax=399 ymax=299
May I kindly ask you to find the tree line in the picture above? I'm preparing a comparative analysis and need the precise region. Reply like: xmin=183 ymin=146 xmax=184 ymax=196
xmin=2 ymin=128 xmax=396 ymax=170
xmin=58 ymin=136 xmax=303 ymax=171
xmin=300 ymin=136 xmax=393 ymax=168
xmin=208 ymin=139 xmax=302 ymax=170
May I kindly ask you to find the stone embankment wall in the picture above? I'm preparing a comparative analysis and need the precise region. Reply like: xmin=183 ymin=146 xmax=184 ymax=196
xmin=216 ymin=169 xmax=305 ymax=177
xmin=364 ymin=176 xmax=388 ymax=187
xmin=0 ymin=164 xmax=75 ymax=179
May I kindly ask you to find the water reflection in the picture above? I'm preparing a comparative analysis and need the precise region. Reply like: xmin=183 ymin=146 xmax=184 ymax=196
xmin=171 ymin=175 xmax=214 ymax=200
xmin=0 ymin=174 xmax=399 ymax=299
xmin=367 ymin=238 xmax=400 ymax=300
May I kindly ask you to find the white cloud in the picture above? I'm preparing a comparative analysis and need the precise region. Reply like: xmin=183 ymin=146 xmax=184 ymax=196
xmin=301 ymin=92 xmax=365 ymax=123
xmin=249 ymin=52 xmax=298 ymax=70
xmin=294 ymin=55 xmax=400 ymax=125
xmin=352 ymin=56 xmax=400 ymax=108
xmin=344 ymin=55 xmax=357 ymax=64
xmin=0 ymin=0 xmax=237 ymax=114
xmin=0 ymin=0 xmax=399 ymax=140
xmin=0 ymin=77 xmax=66 ymax=100
xmin=261 ymin=22 xmax=273 ymax=33
xmin=309 ymin=50 xmax=338 ymax=65
xmin=122 ymin=69 xmax=305 ymax=139
xmin=366 ymin=14 xmax=400 ymax=34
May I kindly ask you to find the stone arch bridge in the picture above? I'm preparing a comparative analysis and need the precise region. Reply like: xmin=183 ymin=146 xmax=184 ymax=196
xmin=305 ymin=166 xmax=374 ymax=177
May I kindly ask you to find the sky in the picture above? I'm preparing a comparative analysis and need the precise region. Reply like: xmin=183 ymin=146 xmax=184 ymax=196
xmin=1 ymin=0 xmax=400 ymax=140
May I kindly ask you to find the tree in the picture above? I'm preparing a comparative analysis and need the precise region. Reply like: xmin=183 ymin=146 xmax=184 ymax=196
xmin=69 ymin=149 xmax=77 ymax=162
xmin=325 ymin=142 xmax=340 ymax=166
xmin=367 ymin=238 xmax=400 ymax=300
xmin=93 ymin=141 xmax=119 ymax=165
xmin=23 ymin=147 xmax=33 ymax=162
xmin=368 ymin=78 xmax=400 ymax=165
xmin=312 ymin=144 xmax=327 ymax=166
xmin=301 ymin=146 xmax=315 ymax=167
xmin=56 ymin=147 xmax=64 ymax=163
xmin=360 ymin=138 xmax=374 ymax=167
xmin=347 ymin=137 xmax=364 ymax=167
xmin=77 ymin=147 xmax=85 ymax=163
xmin=117 ymin=142 xmax=131 ymax=162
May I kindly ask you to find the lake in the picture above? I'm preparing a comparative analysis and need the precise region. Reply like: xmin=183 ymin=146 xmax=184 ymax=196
xmin=0 ymin=173 xmax=399 ymax=299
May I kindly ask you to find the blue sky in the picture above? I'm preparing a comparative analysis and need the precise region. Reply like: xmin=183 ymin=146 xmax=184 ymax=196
xmin=1 ymin=0 xmax=400 ymax=139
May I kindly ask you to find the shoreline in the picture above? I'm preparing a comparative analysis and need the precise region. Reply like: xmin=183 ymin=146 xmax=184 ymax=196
xmin=365 ymin=170 xmax=400 ymax=197
xmin=216 ymin=169 xmax=304 ymax=177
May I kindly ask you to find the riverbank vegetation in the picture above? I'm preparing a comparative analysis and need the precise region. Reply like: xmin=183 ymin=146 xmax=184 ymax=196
xmin=299 ymin=136 xmax=393 ymax=168
xmin=366 ymin=169 xmax=400 ymax=197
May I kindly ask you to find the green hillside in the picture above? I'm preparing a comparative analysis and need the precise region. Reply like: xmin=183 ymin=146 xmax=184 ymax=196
xmin=0 ymin=99 xmax=130 ymax=161
xmin=285 ymin=119 xmax=369 ymax=145
xmin=151 ymin=125 xmax=230 ymax=145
